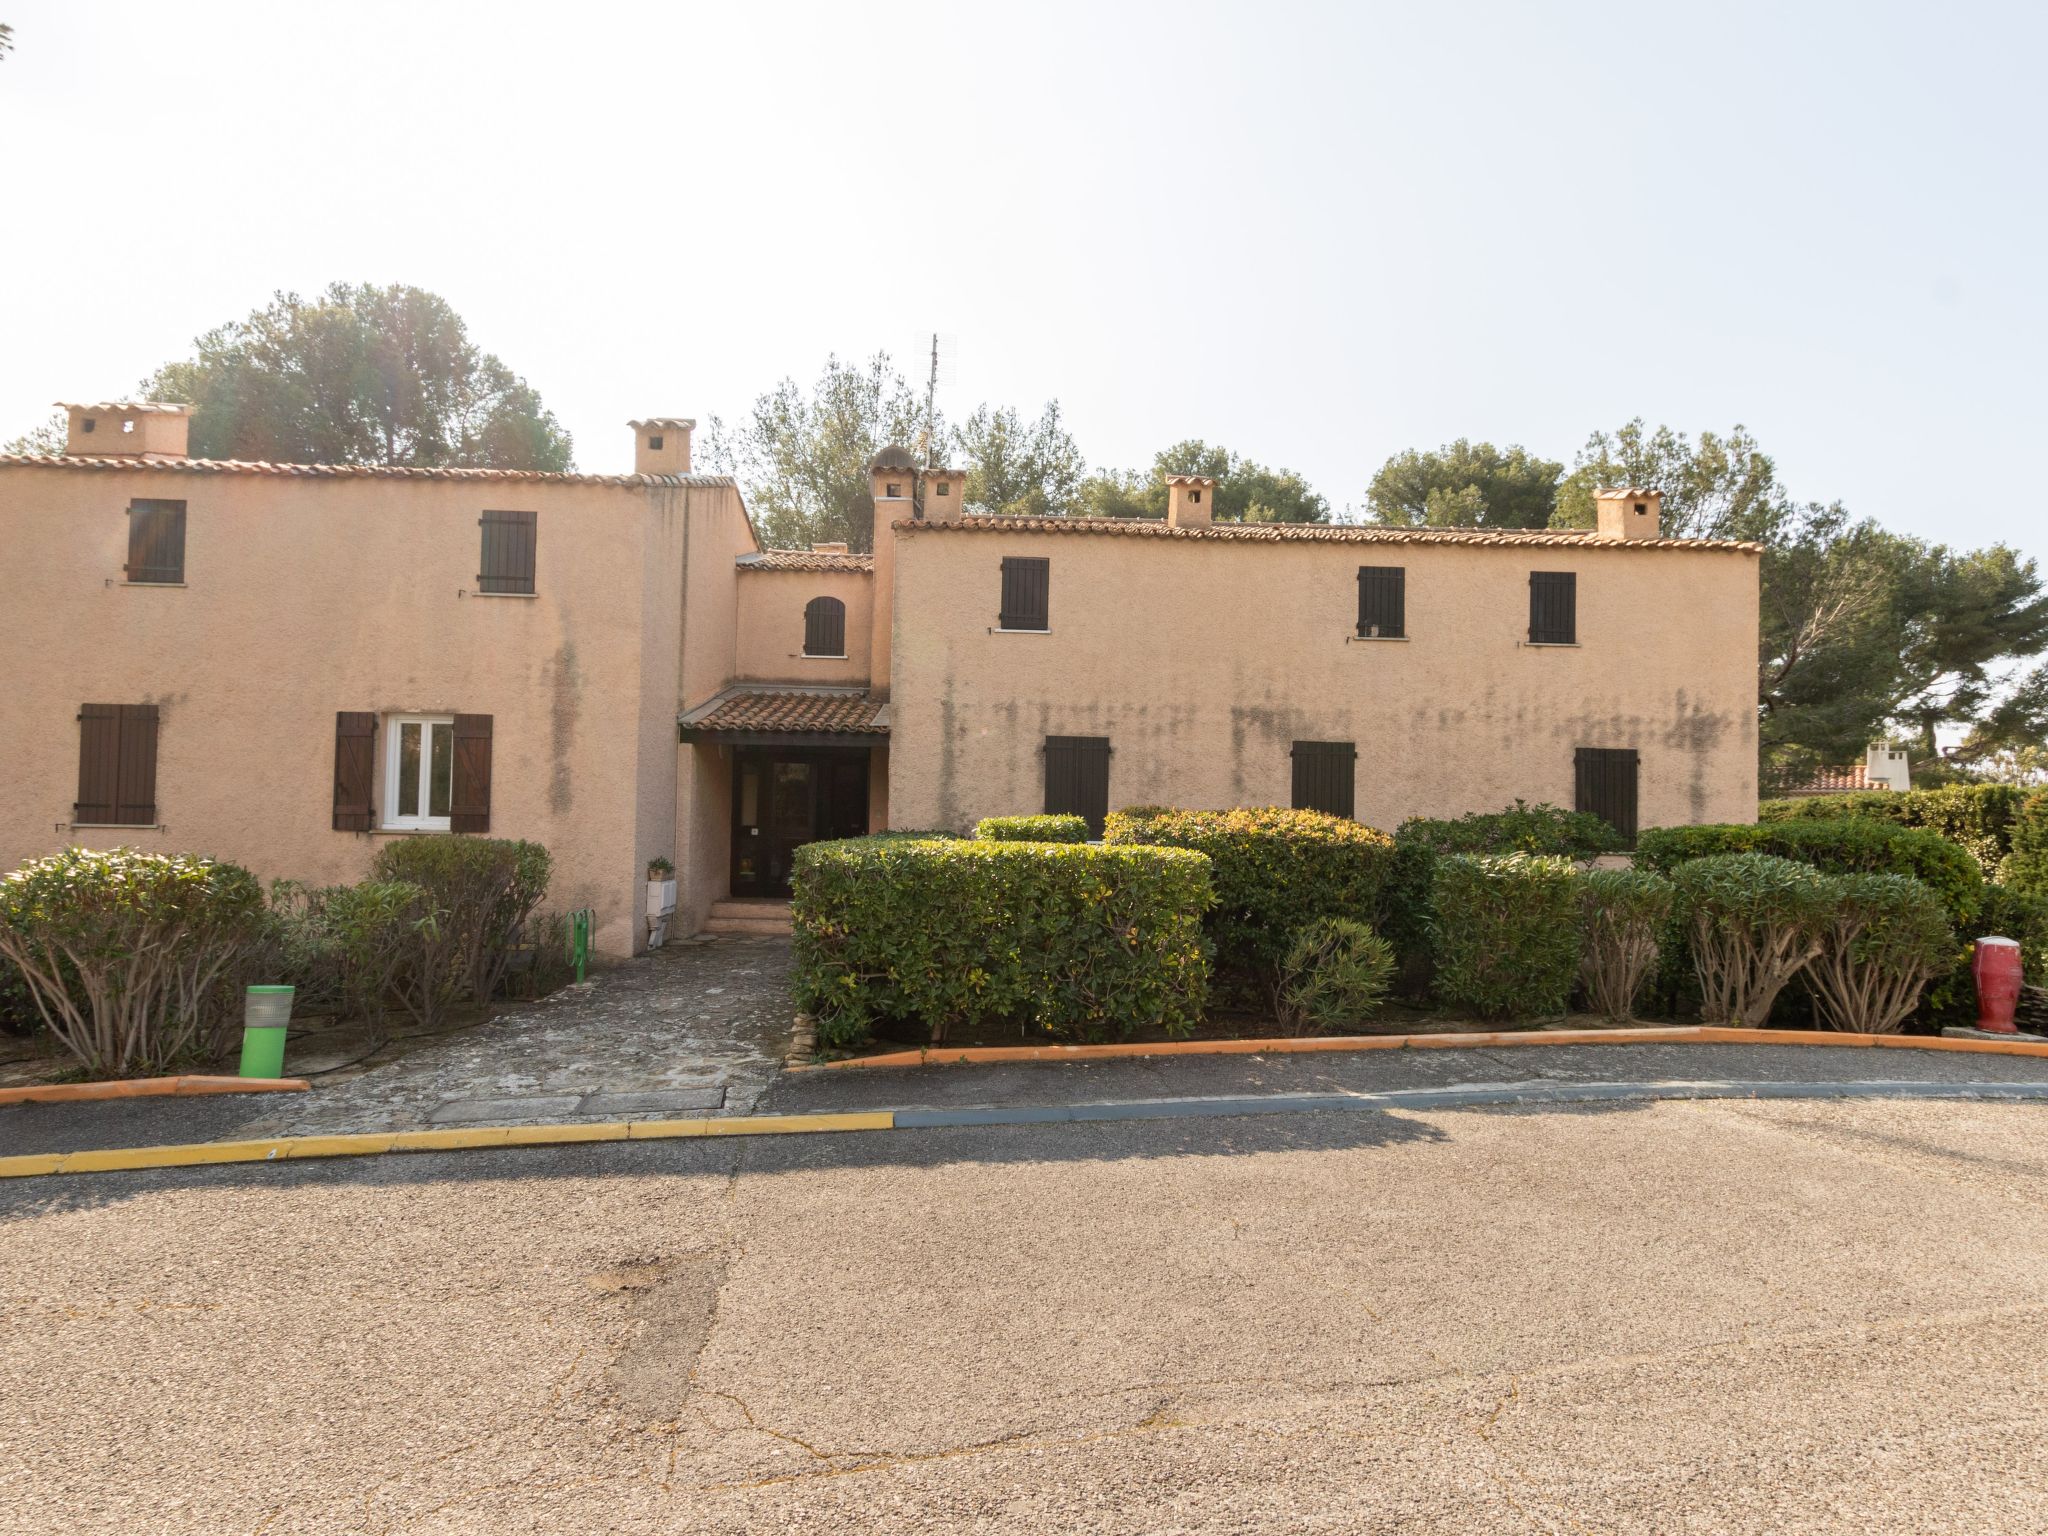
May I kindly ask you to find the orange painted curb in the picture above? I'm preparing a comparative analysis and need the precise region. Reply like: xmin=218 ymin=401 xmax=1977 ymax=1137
xmin=0 ymin=1075 xmax=310 ymax=1107
xmin=801 ymin=1024 xmax=2048 ymax=1071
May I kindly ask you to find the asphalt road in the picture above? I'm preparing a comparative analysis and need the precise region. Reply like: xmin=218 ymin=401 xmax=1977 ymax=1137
xmin=4 ymin=1091 xmax=2048 ymax=1533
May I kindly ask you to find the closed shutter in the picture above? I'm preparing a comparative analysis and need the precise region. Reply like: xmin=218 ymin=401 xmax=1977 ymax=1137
xmin=1356 ymin=566 xmax=1405 ymax=638
xmin=450 ymin=714 xmax=494 ymax=833
xmin=804 ymin=595 xmax=847 ymax=656
xmin=1043 ymin=735 xmax=1111 ymax=836
xmin=478 ymin=510 xmax=537 ymax=595
xmin=125 ymin=500 xmax=186 ymax=584
xmin=1291 ymin=740 xmax=1357 ymax=819
xmin=76 ymin=703 xmax=158 ymax=825
xmin=1575 ymin=747 xmax=1639 ymax=845
xmin=332 ymin=712 xmax=377 ymax=831
xmin=1000 ymin=556 xmax=1050 ymax=631
xmin=1529 ymin=571 xmax=1577 ymax=644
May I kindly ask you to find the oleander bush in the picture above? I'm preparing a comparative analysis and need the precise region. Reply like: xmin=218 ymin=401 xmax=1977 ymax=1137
xmin=0 ymin=848 xmax=268 ymax=1074
xmin=974 ymin=814 xmax=1090 ymax=844
xmin=1804 ymin=874 xmax=1956 ymax=1034
xmin=1671 ymin=854 xmax=1832 ymax=1028
xmin=1578 ymin=867 xmax=1676 ymax=1022
xmin=1637 ymin=819 xmax=1983 ymax=928
xmin=1397 ymin=800 xmax=1626 ymax=859
xmin=792 ymin=837 xmax=1214 ymax=1048
xmin=371 ymin=837 xmax=552 ymax=1009
xmin=1428 ymin=854 xmax=1584 ymax=1020
xmin=1276 ymin=917 xmax=1395 ymax=1035
xmin=1759 ymin=783 xmax=2029 ymax=873
xmin=1103 ymin=807 xmax=1397 ymax=1004
xmin=266 ymin=879 xmax=440 ymax=1023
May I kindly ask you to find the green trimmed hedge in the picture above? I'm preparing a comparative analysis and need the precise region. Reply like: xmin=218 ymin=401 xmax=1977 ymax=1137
xmin=1636 ymin=820 xmax=1983 ymax=927
xmin=1429 ymin=854 xmax=1584 ymax=1019
xmin=1397 ymin=800 xmax=1625 ymax=859
xmin=791 ymin=837 xmax=1214 ymax=1048
xmin=1103 ymin=807 xmax=1397 ymax=995
xmin=974 ymin=814 xmax=1090 ymax=844
xmin=1998 ymin=790 xmax=2048 ymax=898
xmin=1758 ymin=783 xmax=2028 ymax=873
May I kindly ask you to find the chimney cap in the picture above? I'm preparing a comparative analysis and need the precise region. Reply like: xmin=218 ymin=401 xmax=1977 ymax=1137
xmin=868 ymin=444 xmax=920 ymax=473
xmin=1164 ymin=472 xmax=1218 ymax=486
xmin=56 ymin=400 xmax=192 ymax=416
xmin=1594 ymin=485 xmax=1660 ymax=500
xmin=628 ymin=417 xmax=696 ymax=430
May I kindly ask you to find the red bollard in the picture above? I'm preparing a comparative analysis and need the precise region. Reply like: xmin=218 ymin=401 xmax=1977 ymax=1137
xmin=1974 ymin=936 xmax=2023 ymax=1033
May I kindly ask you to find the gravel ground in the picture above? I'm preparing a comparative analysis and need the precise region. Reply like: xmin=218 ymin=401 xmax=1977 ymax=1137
xmin=4 ymin=1096 xmax=2047 ymax=1533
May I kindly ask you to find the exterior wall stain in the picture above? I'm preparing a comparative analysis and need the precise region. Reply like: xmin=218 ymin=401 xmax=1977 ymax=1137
xmin=547 ymin=641 xmax=582 ymax=814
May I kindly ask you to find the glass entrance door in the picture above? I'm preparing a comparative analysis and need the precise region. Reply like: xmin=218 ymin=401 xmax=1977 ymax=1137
xmin=730 ymin=748 xmax=870 ymax=897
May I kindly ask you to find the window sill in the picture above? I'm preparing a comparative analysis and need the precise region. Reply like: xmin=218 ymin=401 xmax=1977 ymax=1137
xmin=121 ymin=581 xmax=185 ymax=589
xmin=376 ymin=825 xmax=452 ymax=836
xmin=472 ymin=591 xmax=538 ymax=600
xmin=1348 ymin=634 xmax=1409 ymax=643
xmin=991 ymin=627 xmax=1051 ymax=636
xmin=800 ymin=654 xmax=850 ymax=661
xmin=68 ymin=823 xmax=163 ymax=831
xmin=1522 ymin=641 xmax=1581 ymax=648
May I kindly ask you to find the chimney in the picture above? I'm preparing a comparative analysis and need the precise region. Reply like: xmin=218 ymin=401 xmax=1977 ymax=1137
xmin=629 ymin=417 xmax=695 ymax=476
xmin=1865 ymin=742 xmax=1910 ymax=792
xmin=59 ymin=401 xmax=190 ymax=459
xmin=811 ymin=541 xmax=851 ymax=555
xmin=866 ymin=445 xmax=919 ymax=704
xmin=921 ymin=465 xmax=966 ymax=523
xmin=1165 ymin=473 xmax=1216 ymax=528
xmin=1593 ymin=486 xmax=1662 ymax=542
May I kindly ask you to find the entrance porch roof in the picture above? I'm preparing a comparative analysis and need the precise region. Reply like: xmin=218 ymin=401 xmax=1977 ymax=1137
xmin=678 ymin=685 xmax=888 ymax=746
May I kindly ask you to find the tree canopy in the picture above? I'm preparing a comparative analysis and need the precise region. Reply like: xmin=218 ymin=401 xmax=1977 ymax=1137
xmin=135 ymin=284 xmax=573 ymax=471
xmin=1366 ymin=440 xmax=1561 ymax=529
xmin=1078 ymin=441 xmax=1330 ymax=524
xmin=956 ymin=402 xmax=1086 ymax=517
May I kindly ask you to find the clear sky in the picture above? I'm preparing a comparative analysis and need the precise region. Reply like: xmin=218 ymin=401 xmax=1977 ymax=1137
xmin=3 ymin=1 xmax=2042 ymax=563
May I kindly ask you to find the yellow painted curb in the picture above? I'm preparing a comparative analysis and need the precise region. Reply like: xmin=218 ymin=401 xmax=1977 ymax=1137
xmin=801 ymin=1025 xmax=2048 ymax=1070
xmin=0 ymin=1110 xmax=898 ymax=1182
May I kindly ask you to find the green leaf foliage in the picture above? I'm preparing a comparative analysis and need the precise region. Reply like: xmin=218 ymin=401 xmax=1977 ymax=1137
xmin=1276 ymin=917 xmax=1394 ymax=1035
xmin=1758 ymin=783 xmax=2029 ymax=873
xmin=1805 ymin=874 xmax=1956 ymax=1034
xmin=1428 ymin=854 xmax=1584 ymax=1020
xmin=0 ymin=848 xmax=267 ymax=1074
xmin=1998 ymin=790 xmax=2048 ymax=899
xmin=1103 ymin=807 xmax=1397 ymax=993
xmin=1636 ymin=819 xmax=1983 ymax=927
xmin=1396 ymin=800 xmax=1625 ymax=858
xmin=1670 ymin=854 xmax=1833 ymax=1027
xmin=791 ymin=837 xmax=1214 ymax=1048
xmin=1578 ymin=867 xmax=1676 ymax=1022
xmin=974 ymin=814 xmax=1090 ymax=844
xmin=370 ymin=837 xmax=552 ymax=1014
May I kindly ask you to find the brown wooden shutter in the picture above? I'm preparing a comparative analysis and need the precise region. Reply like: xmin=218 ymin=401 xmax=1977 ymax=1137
xmin=1000 ymin=557 xmax=1050 ymax=631
xmin=76 ymin=704 xmax=158 ymax=825
xmin=332 ymin=712 xmax=377 ymax=832
xmin=1529 ymin=571 xmax=1577 ymax=644
xmin=1357 ymin=566 xmax=1405 ymax=638
xmin=804 ymin=595 xmax=847 ymax=656
xmin=1043 ymin=735 xmax=1111 ymax=836
xmin=478 ymin=510 xmax=537 ymax=595
xmin=1290 ymin=740 xmax=1357 ymax=819
xmin=125 ymin=500 xmax=186 ymax=584
xmin=450 ymin=714 xmax=494 ymax=833
xmin=1575 ymin=746 xmax=1639 ymax=844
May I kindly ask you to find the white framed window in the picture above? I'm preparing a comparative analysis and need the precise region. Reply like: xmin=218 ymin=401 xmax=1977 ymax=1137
xmin=384 ymin=715 xmax=455 ymax=830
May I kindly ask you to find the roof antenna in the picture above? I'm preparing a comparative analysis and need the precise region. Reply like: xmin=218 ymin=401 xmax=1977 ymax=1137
xmin=921 ymin=331 xmax=957 ymax=467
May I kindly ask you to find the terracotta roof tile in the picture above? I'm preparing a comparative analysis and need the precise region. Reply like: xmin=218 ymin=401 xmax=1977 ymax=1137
xmin=0 ymin=453 xmax=737 ymax=489
xmin=679 ymin=687 xmax=884 ymax=737
xmin=1779 ymin=764 xmax=1877 ymax=795
xmin=894 ymin=512 xmax=1761 ymax=553
xmin=739 ymin=549 xmax=876 ymax=573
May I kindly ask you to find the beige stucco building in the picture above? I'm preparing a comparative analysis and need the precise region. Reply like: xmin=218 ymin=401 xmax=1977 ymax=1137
xmin=1 ymin=413 xmax=1760 ymax=957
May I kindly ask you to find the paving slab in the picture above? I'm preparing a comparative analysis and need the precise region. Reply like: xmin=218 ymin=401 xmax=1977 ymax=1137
xmin=428 ymin=1095 xmax=584 ymax=1125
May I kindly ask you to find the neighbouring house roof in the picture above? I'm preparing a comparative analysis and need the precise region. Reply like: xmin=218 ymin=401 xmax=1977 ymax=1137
xmin=0 ymin=453 xmax=740 ymax=489
xmin=1776 ymin=763 xmax=1884 ymax=796
xmin=678 ymin=685 xmax=887 ymax=742
xmin=893 ymin=513 xmax=1763 ymax=553
xmin=738 ymin=549 xmax=875 ymax=573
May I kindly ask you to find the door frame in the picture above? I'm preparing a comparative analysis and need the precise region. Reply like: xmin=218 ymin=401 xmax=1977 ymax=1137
xmin=729 ymin=746 xmax=871 ymax=897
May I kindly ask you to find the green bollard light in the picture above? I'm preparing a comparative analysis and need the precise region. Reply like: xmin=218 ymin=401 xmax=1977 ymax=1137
xmin=239 ymin=985 xmax=295 ymax=1078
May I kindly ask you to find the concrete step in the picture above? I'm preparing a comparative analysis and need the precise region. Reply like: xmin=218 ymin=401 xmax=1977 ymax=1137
xmin=703 ymin=898 xmax=793 ymax=937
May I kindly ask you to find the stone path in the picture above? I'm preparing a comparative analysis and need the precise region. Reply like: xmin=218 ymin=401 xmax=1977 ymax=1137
xmin=239 ymin=936 xmax=796 ymax=1136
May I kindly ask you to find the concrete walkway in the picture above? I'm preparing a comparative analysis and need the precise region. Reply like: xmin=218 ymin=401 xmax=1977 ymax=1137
xmin=233 ymin=935 xmax=797 ymax=1136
